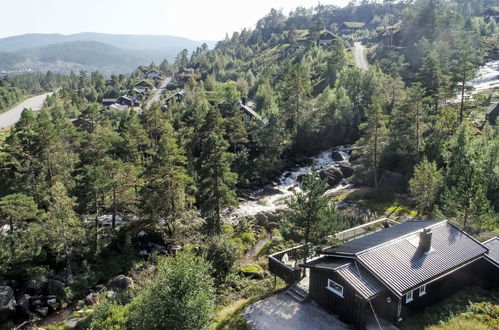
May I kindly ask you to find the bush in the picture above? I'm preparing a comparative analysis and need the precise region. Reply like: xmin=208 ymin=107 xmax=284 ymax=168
xmin=128 ymin=252 xmax=214 ymax=330
xmin=89 ymin=302 xmax=130 ymax=330
xmin=240 ymin=231 xmax=256 ymax=245
xmin=205 ymin=235 xmax=239 ymax=283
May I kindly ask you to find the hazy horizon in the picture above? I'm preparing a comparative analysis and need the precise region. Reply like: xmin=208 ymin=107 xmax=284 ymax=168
xmin=0 ymin=0 xmax=351 ymax=42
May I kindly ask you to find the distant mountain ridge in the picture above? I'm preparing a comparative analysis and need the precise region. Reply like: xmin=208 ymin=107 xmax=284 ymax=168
xmin=0 ymin=32 xmax=216 ymax=75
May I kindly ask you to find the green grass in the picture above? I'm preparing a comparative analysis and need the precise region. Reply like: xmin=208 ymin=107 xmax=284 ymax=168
xmin=335 ymin=188 xmax=418 ymax=217
xmin=401 ymin=286 xmax=499 ymax=330
xmin=241 ymin=264 xmax=263 ymax=274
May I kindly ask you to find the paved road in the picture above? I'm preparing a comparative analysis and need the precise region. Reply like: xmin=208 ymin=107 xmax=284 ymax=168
xmin=146 ymin=77 xmax=171 ymax=109
xmin=353 ymin=42 xmax=368 ymax=70
xmin=0 ymin=92 xmax=54 ymax=130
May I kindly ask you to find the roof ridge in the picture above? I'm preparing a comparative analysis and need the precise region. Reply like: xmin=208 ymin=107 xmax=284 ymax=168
xmin=355 ymin=220 xmax=447 ymax=256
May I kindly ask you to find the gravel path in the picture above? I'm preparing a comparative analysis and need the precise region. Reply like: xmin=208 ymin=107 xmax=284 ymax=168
xmin=0 ymin=92 xmax=54 ymax=129
xmin=146 ymin=77 xmax=171 ymax=109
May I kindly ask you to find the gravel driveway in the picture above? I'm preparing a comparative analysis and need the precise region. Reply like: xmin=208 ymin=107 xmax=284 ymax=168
xmin=244 ymin=292 xmax=349 ymax=330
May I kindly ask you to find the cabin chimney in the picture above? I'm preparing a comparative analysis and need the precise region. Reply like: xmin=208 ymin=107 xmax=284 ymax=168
xmin=418 ymin=228 xmax=432 ymax=252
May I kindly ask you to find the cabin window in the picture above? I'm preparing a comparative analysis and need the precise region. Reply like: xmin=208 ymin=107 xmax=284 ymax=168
xmin=326 ymin=279 xmax=344 ymax=297
xmin=419 ymin=285 xmax=427 ymax=296
xmin=405 ymin=290 xmax=414 ymax=303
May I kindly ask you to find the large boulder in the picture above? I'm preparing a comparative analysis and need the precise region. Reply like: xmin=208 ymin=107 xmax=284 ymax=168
xmin=0 ymin=286 xmax=16 ymax=324
xmin=331 ymin=151 xmax=345 ymax=161
xmin=255 ymin=213 xmax=268 ymax=226
xmin=132 ymin=230 xmax=167 ymax=255
xmin=259 ymin=186 xmax=283 ymax=197
xmin=16 ymin=294 xmax=31 ymax=317
xmin=320 ymin=167 xmax=344 ymax=188
xmin=337 ymin=162 xmax=354 ymax=178
xmin=44 ymin=279 xmax=65 ymax=296
xmin=107 ymin=275 xmax=133 ymax=290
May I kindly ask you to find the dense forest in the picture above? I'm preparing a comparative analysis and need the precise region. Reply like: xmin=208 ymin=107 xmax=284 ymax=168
xmin=0 ymin=0 xmax=498 ymax=329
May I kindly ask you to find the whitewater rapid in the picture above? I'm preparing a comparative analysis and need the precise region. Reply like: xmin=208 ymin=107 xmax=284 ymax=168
xmin=225 ymin=146 xmax=354 ymax=222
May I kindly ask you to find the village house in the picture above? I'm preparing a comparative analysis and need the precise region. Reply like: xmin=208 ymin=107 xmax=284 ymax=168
xmin=269 ymin=220 xmax=499 ymax=329
xmin=377 ymin=25 xmax=402 ymax=47
xmin=236 ymin=100 xmax=261 ymax=122
xmin=142 ymin=69 xmax=161 ymax=80
xmin=484 ymin=6 xmax=499 ymax=22
xmin=339 ymin=22 xmax=365 ymax=34
xmin=116 ymin=95 xmax=140 ymax=107
xmin=317 ymin=30 xmax=339 ymax=47
xmin=101 ymin=98 xmax=118 ymax=106
xmin=161 ymin=90 xmax=184 ymax=110
xmin=134 ymin=80 xmax=155 ymax=90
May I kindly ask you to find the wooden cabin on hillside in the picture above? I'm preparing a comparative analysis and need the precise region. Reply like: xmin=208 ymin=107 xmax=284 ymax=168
xmin=484 ymin=6 xmax=499 ymax=22
xmin=339 ymin=22 xmax=365 ymax=34
xmin=317 ymin=30 xmax=339 ymax=47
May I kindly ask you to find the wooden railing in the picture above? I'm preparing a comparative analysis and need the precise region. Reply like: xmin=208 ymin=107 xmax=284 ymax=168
xmin=268 ymin=244 xmax=316 ymax=284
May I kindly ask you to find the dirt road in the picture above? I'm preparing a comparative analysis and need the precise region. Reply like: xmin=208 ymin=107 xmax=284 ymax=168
xmin=353 ymin=42 xmax=368 ymax=70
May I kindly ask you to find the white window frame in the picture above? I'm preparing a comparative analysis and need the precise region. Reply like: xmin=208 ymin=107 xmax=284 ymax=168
xmin=405 ymin=290 xmax=414 ymax=303
xmin=419 ymin=284 xmax=427 ymax=296
xmin=326 ymin=279 xmax=344 ymax=298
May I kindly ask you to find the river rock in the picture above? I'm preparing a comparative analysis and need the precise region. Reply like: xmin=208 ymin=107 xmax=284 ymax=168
xmin=255 ymin=213 xmax=268 ymax=226
xmin=259 ymin=186 xmax=283 ymax=197
xmin=106 ymin=291 xmax=117 ymax=300
xmin=266 ymin=222 xmax=279 ymax=231
xmin=0 ymin=286 xmax=16 ymax=324
xmin=337 ymin=162 xmax=354 ymax=178
xmin=84 ymin=293 xmax=98 ymax=306
xmin=36 ymin=306 xmax=49 ymax=317
xmin=320 ymin=167 xmax=344 ymax=188
xmin=264 ymin=211 xmax=281 ymax=223
xmin=75 ymin=300 xmax=84 ymax=310
xmin=44 ymin=279 xmax=65 ymax=296
xmin=47 ymin=298 xmax=58 ymax=311
xmin=331 ymin=151 xmax=345 ymax=161
xmin=107 ymin=275 xmax=133 ymax=290
xmin=132 ymin=230 xmax=167 ymax=255
xmin=16 ymin=294 xmax=31 ymax=316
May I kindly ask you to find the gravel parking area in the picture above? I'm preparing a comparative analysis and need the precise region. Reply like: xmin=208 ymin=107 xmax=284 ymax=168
xmin=244 ymin=292 xmax=349 ymax=330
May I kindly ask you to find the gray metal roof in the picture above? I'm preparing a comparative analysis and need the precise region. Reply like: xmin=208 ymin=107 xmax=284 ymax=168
xmin=324 ymin=221 xmax=441 ymax=255
xmin=302 ymin=257 xmax=350 ymax=271
xmin=483 ymin=237 xmax=499 ymax=266
xmin=336 ymin=263 xmax=383 ymax=299
xmin=357 ymin=221 xmax=487 ymax=295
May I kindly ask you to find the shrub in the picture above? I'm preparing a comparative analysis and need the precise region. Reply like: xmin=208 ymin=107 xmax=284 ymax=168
xmin=89 ymin=302 xmax=130 ymax=330
xmin=240 ymin=231 xmax=256 ymax=245
xmin=205 ymin=235 xmax=239 ymax=283
xmin=128 ymin=252 xmax=214 ymax=330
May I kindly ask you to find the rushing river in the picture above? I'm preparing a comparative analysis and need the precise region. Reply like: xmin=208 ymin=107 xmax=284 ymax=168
xmin=225 ymin=146 xmax=354 ymax=222
xmin=471 ymin=60 xmax=499 ymax=93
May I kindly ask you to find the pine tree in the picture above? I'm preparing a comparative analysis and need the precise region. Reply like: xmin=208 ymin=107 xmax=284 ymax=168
xmin=0 ymin=194 xmax=43 ymax=270
xmin=409 ymin=159 xmax=443 ymax=216
xmin=46 ymin=181 xmax=85 ymax=276
xmin=354 ymin=97 xmax=388 ymax=187
xmin=141 ymin=125 xmax=193 ymax=236
xmin=196 ymin=108 xmax=237 ymax=235
xmin=440 ymin=123 xmax=495 ymax=231
xmin=283 ymin=169 xmax=342 ymax=274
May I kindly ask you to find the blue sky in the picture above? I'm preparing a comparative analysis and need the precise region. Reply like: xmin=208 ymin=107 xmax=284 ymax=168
xmin=0 ymin=0 xmax=351 ymax=41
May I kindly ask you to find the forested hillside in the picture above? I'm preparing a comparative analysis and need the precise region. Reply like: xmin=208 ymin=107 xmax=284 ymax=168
xmin=0 ymin=1 xmax=497 ymax=329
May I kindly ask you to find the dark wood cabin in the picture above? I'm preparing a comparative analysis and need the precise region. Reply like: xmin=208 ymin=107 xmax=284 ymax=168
xmin=134 ymin=80 xmax=155 ymax=90
xmin=486 ymin=103 xmax=499 ymax=126
xmin=117 ymin=95 xmax=140 ymax=107
xmin=302 ymin=221 xmax=497 ymax=329
xmin=377 ymin=25 xmax=402 ymax=46
xmin=317 ymin=30 xmax=339 ymax=47
xmin=143 ymin=69 xmax=161 ymax=80
xmin=484 ymin=6 xmax=499 ymax=22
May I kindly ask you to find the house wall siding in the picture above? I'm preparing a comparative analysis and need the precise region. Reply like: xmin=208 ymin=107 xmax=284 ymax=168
xmin=309 ymin=269 xmax=367 ymax=329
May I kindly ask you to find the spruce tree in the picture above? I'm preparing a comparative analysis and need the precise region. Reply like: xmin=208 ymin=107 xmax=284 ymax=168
xmin=196 ymin=108 xmax=237 ymax=235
